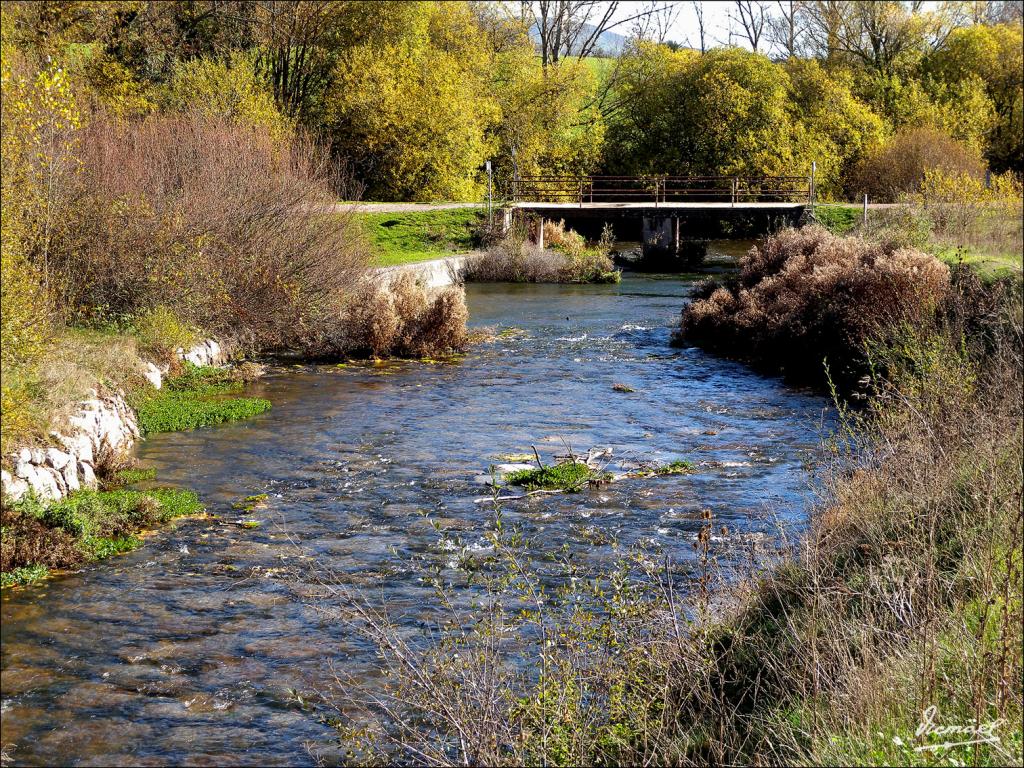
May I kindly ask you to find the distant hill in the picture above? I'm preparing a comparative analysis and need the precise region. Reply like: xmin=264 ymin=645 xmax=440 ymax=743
xmin=529 ymin=22 xmax=630 ymax=57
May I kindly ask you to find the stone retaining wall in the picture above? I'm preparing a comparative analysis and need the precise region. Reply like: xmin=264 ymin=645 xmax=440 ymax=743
xmin=1 ymin=339 xmax=226 ymax=504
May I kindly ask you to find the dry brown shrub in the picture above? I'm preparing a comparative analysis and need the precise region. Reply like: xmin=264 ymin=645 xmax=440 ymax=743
xmin=55 ymin=115 xmax=371 ymax=354
xmin=338 ymin=273 xmax=468 ymax=359
xmin=850 ymin=127 xmax=985 ymax=202
xmin=676 ymin=225 xmax=951 ymax=392
xmin=464 ymin=236 xmax=565 ymax=282
xmin=0 ymin=510 xmax=81 ymax=571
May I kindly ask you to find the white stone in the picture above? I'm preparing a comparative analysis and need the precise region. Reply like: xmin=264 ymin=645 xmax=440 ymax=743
xmin=61 ymin=461 xmax=81 ymax=493
xmin=142 ymin=362 xmax=163 ymax=389
xmin=1 ymin=470 xmax=28 ymax=502
xmin=78 ymin=461 xmax=97 ymax=488
xmin=46 ymin=448 xmax=73 ymax=470
xmin=24 ymin=465 xmax=61 ymax=501
xmin=17 ymin=447 xmax=31 ymax=464
xmin=180 ymin=337 xmax=228 ymax=367
xmin=55 ymin=432 xmax=94 ymax=465
xmin=14 ymin=457 xmax=33 ymax=480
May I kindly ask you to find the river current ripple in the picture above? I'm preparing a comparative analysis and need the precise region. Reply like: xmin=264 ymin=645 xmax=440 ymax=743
xmin=2 ymin=263 xmax=831 ymax=766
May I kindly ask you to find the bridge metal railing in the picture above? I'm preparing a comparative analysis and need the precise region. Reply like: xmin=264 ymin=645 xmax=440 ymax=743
xmin=509 ymin=175 xmax=812 ymax=205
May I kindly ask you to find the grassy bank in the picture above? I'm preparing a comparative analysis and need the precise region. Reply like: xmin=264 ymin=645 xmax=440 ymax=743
xmin=1 ymin=360 xmax=271 ymax=589
xmin=1 ymin=483 xmax=204 ymax=587
xmin=355 ymin=208 xmax=486 ymax=266
xmin=813 ymin=174 xmax=1022 ymax=282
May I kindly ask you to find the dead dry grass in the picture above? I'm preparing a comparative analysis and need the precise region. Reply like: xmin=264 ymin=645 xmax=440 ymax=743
xmin=337 ymin=272 xmax=468 ymax=359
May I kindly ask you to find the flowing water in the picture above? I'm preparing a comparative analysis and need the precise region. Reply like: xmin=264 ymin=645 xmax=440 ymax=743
xmin=1 ymin=245 xmax=831 ymax=766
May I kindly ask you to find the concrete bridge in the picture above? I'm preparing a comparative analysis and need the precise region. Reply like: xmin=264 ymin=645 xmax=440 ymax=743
xmin=505 ymin=174 xmax=813 ymax=256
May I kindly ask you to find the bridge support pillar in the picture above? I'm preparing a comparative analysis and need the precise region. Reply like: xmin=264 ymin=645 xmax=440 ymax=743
xmin=536 ymin=217 xmax=544 ymax=249
xmin=642 ymin=216 xmax=677 ymax=258
xmin=501 ymin=207 xmax=512 ymax=234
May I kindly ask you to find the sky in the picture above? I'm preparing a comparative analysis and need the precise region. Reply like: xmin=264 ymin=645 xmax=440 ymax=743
xmin=604 ymin=0 xmax=947 ymax=51
xmin=608 ymin=1 xmax=751 ymax=50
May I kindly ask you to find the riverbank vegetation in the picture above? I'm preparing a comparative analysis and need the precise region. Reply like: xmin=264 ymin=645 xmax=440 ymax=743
xmin=464 ymin=219 xmax=620 ymax=284
xmin=673 ymin=226 xmax=953 ymax=394
xmin=815 ymin=167 xmax=1023 ymax=280
xmin=339 ymin=274 xmax=469 ymax=360
xmin=1 ymin=484 xmax=204 ymax=587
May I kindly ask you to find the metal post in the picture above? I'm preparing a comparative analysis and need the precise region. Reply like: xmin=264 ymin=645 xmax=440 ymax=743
xmin=810 ymin=161 xmax=816 ymax=208
xmin=486 ymin=160 xmax=493 ymax=227
xmin=863 ymin=194 xmax=868 ymax=227
xmin=731 ymin=178 xmax=737 ymax=207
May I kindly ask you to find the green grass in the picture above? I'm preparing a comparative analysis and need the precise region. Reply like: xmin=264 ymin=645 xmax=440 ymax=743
xmin=503 ymin=461 xmax=610 ymax=492
xmin=115 ymin=467 xmax=157 ymax=485
xmin=0 ymin=564 xmax=49 ymax=588
xmin=40 ymin=487 xmax=203 ymax=538
xmin=1 ymin=487 xmax=204 ymax=588
xmin=132 ymin=363 xmax=271 ymax=435
xmin=933 ymin=245 xmax=1023 ymax=282
xmin=813 ymin=204 xmax=860 ymax=235
xmin=355 ymin=208 xmax=486 ymax=266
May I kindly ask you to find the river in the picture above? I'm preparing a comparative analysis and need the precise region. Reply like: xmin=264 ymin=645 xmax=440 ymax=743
xmin=1 ymin=247 xmax=831 ymax=766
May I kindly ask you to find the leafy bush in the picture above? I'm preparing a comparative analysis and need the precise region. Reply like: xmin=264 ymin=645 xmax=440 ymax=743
xmin=908 ymin=168 xmax=1023 ymax=258
xmin=131 ymin=305 xmax=199 ymax=363
xmin=1 ymin=487 xmax=203 ymax=581
xmin=59 ymin=115 xmax=371 ymax=355
xmin=163 ymin=51 xmax=291 ymax=137
xmin=675 ymin=226 xmax=951 ymax=393
xmin=0 ymin=249 xmax=51 ymax=454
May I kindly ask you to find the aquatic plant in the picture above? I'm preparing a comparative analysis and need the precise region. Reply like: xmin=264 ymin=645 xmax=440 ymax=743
xmin=503 ymin=460 xmax=610 ymax=492
xmin=0 ymin=563 xmax=49 ymax=588
xmin=133 ymin=363 xmax=271 ymax=435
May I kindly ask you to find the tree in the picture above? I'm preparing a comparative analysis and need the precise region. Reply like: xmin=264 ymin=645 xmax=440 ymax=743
xmin=519 ymin=1 xmax=676 ymax=67
xmin=733 ymin=0 xmax=771 ymax=51
xmin=784 ymin=58 xmax=886 ymax=196
xmin=326 ymin=2 xmax=499 ymax=200
xmin=768 ymin=0 xmax=808 ymax=57
xmin=605 ymin=46 xmax=800 ymax=178
xmin=163 ymin=50 xmax=291 ymax=136
xmin=925 ymin=22 xmax=1024 ymax=172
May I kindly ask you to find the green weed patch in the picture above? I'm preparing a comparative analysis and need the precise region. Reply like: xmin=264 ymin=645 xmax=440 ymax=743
xmin=133 ymin=363 xmax=271 ymax=435
xmin=503 ymin=461 xmax=610 ymax=492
